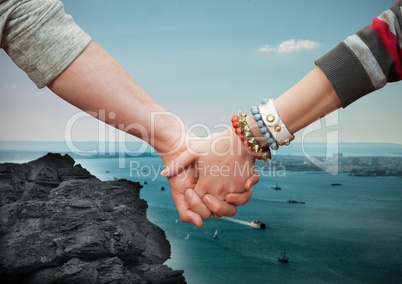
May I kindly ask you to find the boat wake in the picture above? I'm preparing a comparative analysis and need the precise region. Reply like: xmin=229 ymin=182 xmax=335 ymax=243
xmin=221 ymin=217 xmax=251 ymax=226
xmin=221 ymin=217 xmax=265 ymax=228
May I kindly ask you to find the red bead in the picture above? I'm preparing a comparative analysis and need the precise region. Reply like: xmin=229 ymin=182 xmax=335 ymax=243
xmin=248 ymin=146 xmax=253 ymax=152
xmin=239 ymin=134 xmax=245 ymax=141
xmin=231 ymin=115 xmax=239 ymax=123
xmin=243 ymin=140 xmax=249 ymax=147
xmin=232 ymin=121 xmax=240 ymax=128
xmin=235 ymin=128 xmax=242 ymax=135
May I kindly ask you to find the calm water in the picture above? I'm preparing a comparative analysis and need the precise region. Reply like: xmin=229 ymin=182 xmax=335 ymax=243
xmin=1 ymin=143 xmax=402 ymax=284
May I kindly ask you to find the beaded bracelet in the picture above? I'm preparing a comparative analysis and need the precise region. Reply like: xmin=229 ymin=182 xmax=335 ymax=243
xmin=250 ymin=105 xmax=279 ymax=150
xmin=231 ymin=111 xmax=271 ymax=162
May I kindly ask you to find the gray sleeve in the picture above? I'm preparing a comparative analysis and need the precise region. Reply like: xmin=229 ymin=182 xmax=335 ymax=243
xmin=0 ymin=0 xmax=91 ymax=89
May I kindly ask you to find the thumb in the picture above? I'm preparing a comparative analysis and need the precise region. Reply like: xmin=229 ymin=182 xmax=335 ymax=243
xmin=161 ymin=149 xmax=197 ymax=177
xmin=245 ymin=169 xmax=259 ymax=190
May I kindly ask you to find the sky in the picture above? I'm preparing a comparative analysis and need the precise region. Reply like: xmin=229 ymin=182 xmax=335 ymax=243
xmin=0 ymin=0 xmax=401 ymax=143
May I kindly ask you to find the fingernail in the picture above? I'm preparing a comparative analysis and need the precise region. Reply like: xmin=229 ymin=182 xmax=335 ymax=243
xmin=204 ymin=195 xmax=211 ymax=205
xmin=185 ymin=189 xmax=193 ymax=199
xmin=227 ymin=196 xmax=237 ymax=204
xmin=160 ymin=168 xmax=170 ymax=177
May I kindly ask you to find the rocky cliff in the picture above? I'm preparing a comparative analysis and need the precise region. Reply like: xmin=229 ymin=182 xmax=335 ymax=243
xmin=0 ymin=153 xmax=185 ymax=283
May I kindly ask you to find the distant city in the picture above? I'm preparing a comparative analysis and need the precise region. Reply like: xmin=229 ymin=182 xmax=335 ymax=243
xmin=264 ymin=153 xmax=402 ymax=177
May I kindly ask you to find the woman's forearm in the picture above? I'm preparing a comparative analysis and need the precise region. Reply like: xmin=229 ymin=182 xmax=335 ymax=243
xmin=247 ymin=66 xmax=342 ymax=146
xmin=275 ymin=66 xmax=342 ymax=135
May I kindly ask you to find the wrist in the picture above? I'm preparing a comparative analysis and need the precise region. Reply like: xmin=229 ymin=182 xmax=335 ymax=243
xmin=246 ymin=98 xmax=294 ymax=153
xmin=256 ymin=99 xmax=294 ymax=146
xmin=231 ymin=112 xmax=271 ymax=162
xmin=246 ymin=115 xmax=269 ymax=150
xmin=149 ymin=111 xmax=188 ymax=157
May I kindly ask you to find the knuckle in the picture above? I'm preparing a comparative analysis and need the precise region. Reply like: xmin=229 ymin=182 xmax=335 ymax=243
xmin=226 ymin=206 xmax=237 ymax=217
xmin=214 ymin=186 xmax=225 ymax=200
xmin=179 ymin=214 xmax=191 ymax=223
xmin=202 ymin=211 xmax=212 ymax=220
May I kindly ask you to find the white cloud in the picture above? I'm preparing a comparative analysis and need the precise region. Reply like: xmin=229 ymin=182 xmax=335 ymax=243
xmin=258 ymin=45 xmax=276 ymax=53
xmin=278 ymin=39 xmax=320 ymax=53
xmin=258 ymin=39 xmax=320 ymax=53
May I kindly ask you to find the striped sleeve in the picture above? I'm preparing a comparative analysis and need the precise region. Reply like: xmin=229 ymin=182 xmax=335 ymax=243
xmin=315 ymin=1 xmax=402 ymax=107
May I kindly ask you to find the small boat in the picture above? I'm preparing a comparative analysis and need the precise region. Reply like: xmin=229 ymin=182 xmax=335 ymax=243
xmin=213 ymin=230 xmax=218 ymax=239
xmin=144 ymin=181 xmax=148 ymax=185
xmin=185 ymin=233 xmax=190 ymax=240
xmin=270 ymin=183 xmax=282 ymax=190
xmin=278 ymin=250 xmax=288 ymax=263
xmin=287 ymin=199 xmax=305 ymax=205
xmin=250 ymin=220 xmax=266 ymax=229
xmin=331 ymin=183 xmax=342 ymax=186
xmin=160 ymin=186 xmax=165 ymax=191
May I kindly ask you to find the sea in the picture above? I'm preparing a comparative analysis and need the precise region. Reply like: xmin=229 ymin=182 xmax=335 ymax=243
xmin=1 ymin=141 xmax=402 ymax=284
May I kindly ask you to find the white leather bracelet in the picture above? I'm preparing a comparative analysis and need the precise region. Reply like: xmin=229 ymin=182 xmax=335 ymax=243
xmin=258 ymin=99 xmax=294 ymax=146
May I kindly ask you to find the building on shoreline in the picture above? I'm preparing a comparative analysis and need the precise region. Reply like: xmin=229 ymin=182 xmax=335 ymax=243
xmin=259 ymin=155 xmax=402 ymax=177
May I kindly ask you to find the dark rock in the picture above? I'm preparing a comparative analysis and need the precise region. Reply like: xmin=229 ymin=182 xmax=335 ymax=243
xmin=0 ymin=153 xmax=185 ymax=283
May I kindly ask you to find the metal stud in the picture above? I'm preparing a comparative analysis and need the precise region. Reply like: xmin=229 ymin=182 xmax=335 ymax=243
xmin=247 ymin=138 xmax=256 ymax=144
xmin=274 ymin=125 xmax=282 ymax=132
xmin=266 ymin=114 xmax=275 ymax=123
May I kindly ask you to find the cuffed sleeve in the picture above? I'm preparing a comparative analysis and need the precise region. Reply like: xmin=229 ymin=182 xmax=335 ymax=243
xmin=315 ymin=42 xmax=375 ymax=107
xmin=1 ymin=0 xmax=91 ymax=88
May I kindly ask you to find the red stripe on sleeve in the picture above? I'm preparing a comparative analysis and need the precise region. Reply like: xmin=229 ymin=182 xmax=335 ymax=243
xmin=369 ymin=17 xmax=402 ymax=79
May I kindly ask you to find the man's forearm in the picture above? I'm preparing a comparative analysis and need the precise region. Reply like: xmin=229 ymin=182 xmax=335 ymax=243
xmin=48 ymin=41 xmax=185 ymax=155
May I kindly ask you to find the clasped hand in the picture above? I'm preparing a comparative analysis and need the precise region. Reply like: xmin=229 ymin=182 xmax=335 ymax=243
xmin=161 ymin=128 xmax=259 ymax=227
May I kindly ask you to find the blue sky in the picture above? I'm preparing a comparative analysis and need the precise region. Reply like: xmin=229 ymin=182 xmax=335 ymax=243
xmin=0 ymin=0 xmax=400 ymax=143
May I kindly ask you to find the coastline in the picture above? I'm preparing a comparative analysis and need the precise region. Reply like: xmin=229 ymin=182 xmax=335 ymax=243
xmin=0 ymin=146 xmax=401 ymax=283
